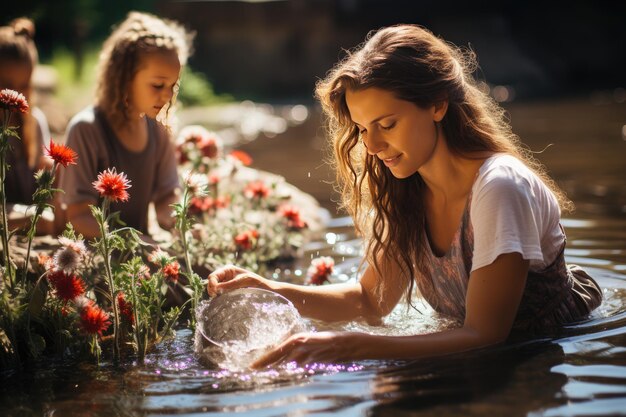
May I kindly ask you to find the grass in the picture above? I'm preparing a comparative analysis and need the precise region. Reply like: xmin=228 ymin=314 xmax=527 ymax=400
xmin=179 ymin=66 xmax=233 ymax=106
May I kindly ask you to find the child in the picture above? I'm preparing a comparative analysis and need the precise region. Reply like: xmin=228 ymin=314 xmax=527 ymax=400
xmin=0 ymin=17 xmax=54 ymax=234
xmin=207 ymin=25 xmax=602 ymax=367
xmin=60 ymin=11 xmax=193 ymax=240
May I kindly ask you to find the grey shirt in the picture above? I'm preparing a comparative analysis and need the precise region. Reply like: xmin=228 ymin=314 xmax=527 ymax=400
xmin=61 ymin=106 xmax=179 ymax=234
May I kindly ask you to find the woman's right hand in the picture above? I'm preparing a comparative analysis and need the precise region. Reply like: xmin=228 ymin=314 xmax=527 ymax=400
xmin=207 ymin=265 xmax=270 ymax=297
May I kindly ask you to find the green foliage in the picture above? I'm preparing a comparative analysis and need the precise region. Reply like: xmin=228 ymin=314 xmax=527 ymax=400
xmin=177 ymin=66 xmax=232 ymax=107
xmin=8 ymin=1 xmax=159 ymax=58
xmin=43 ymin=45 xmax=100 ymax=112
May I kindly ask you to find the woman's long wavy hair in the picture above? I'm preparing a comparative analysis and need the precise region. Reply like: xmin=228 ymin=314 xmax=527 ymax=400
xmin=95 ymin=11 xmax=193 ymax=130
xmin=0 ymin=17 xmax=39 ymax=168
xmin=315 ymin=24 xmax=572 ymax=305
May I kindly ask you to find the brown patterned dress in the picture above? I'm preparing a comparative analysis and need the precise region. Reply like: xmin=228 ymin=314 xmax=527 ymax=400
xmin=418 ymin=194 xmax=603 ymax=335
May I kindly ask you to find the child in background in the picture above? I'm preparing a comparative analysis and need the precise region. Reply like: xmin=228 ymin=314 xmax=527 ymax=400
xmin=0 ymin=17 xmax=54 ymax=234
xmin=61 ymin=11 xmax=193 ymax=241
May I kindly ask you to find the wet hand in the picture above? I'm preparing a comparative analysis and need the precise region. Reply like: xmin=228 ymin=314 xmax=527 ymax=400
xmin=250 ymin=331 xmax=346 ymax=369
xmin=207 ymin=264 xmax=267 ymax=297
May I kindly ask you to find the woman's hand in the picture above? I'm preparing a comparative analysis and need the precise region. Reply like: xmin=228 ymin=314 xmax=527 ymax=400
xmin=251 ymin=331 xmax=356 ymax=369
xmin=207 ymin=264 xmax=270 ymax=297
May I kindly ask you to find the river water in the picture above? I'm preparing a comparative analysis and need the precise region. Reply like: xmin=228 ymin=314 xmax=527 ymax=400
xmin=1 ymin=96 xmax=625 ymax=416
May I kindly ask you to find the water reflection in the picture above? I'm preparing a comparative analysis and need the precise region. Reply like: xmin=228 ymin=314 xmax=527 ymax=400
xmin=370 ymin=343 xmax=567 ymax=416
xmin=4 ymin=256 xmax=623 ymax=416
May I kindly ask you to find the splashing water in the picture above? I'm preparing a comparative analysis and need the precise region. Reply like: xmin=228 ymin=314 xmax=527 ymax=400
xmin=195 ymin=288 xmax=308 ymax=370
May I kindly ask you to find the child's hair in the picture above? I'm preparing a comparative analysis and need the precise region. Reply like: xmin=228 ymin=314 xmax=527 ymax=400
xmin=315 ymin=24 xmax=572 ymax=304
xmin=95 ymin=11 xmax=194 ymax=129
xmin=0 ymin=17 xmax=38 ymax=68
xmin=0 ymin=17 xmax=39 ymax=167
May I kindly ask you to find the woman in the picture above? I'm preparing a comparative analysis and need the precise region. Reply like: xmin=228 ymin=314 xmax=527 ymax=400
xmin=207 ymin=24 xmax=602 ymax=367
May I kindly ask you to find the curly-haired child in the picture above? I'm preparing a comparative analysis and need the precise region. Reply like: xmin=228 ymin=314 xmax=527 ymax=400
xmin=61 ymin=11 xmax=194 ymax=241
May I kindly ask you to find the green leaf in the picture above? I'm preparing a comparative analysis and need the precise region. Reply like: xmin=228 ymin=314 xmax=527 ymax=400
xmin=3 ymin=126 xmax=20 ymax=139
xmin=89 ymin=205 xmax=103 ymax=222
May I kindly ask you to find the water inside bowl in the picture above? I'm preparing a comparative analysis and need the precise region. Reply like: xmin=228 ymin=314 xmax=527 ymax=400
xmin=194 ymin=288 xmax=307 ymax=369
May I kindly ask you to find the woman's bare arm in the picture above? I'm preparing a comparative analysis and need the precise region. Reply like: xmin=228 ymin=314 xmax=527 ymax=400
xmin=208 ymin=254 xmax=409 ymax=324
xmin=252 ymin=252 xmax=529 ymax=367
xmin=154 ymin=189 xmax=178 ymax=231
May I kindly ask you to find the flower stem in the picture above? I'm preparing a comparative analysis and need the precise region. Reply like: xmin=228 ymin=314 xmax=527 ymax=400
xmin=99 ymin=198 xmax=120 ymax=363
xmin=22 ymin=163 xmax=55 ymax=285
xmin=178 ymin=188 xmax=199 ymax=326
xmin=21 ymin=206 xmax=43 ymax=285
xmin=0 ymin=145 xmax=14 ymax=288
xmin=129 ymin=272 xmax=144 ymax=362
xmin=152 ymin=274 xmax=163 ymax=341
xmin=92 ymin=334 xmax=101 ymax=365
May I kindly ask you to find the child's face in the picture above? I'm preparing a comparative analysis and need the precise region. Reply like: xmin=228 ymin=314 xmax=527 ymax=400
xmin=346 ymin=87 xmax=445 ymax=179
xmin=129 ymin=50 xmax=181 ymax=120
xmin=0 ymin=61 xmax=33 ymax=99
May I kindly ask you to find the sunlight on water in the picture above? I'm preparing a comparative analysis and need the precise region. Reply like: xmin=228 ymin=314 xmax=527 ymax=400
xmin=313 ymin=297 xmax=458 ymax=338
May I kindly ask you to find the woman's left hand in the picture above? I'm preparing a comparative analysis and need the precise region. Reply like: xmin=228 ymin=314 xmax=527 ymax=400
xmin=251 ymin=331 xmax=353 ymax=369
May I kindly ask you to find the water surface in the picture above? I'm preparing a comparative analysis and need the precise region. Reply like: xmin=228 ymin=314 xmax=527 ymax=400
xmin=1 ymin=97 xmax=625 ymax=416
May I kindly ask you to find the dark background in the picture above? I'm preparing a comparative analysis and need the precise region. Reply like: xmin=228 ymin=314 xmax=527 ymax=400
xmin=4 ymin=0 xmax=626 ymax=102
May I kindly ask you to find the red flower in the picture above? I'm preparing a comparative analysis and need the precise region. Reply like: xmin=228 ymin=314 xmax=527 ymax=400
xmin=177 ymin=125 xmax=223 ymax=161
xmin=92 ymin=168 xmax=131 ymax=202
xmin=117 ymin=292 xmax=134 ymax=325
xmin=176 ymin=146 xmax=189 ymax=164
xmin=163 ymin=261 xmax=180 ymax=283
xmin=80 ymin=303 xmax=111 ymax=336
xmin=189 ymin=195 xmax=230 ymax=215
xmin=45 ymin=139 xmax=78 ymax=168
xmin=48 ymin=270 xmax=86 ymax=302
xmin=279 ymin=204 xmax=307 ymax=229
xmin=188 ymin=196 xmax=207 ymax=215
xmin=0 ymin=89 xmax=29 ymax=113
xmin=198 ymin=135 xmax=221 ymax=159
xmin=208 ymin=174 xmax=220 ymax=185
xmin=307 ymin=256 xmax=334 ymax=285
xmin=214 ymin=195 xmax=230 ymax=209
xmin=234 ymin=229 xmax=260 ymax=251
xmin=244 ymin=180 xmax=270 ymax=199
xmin=229 ymin=150 xmax=253 ymax=166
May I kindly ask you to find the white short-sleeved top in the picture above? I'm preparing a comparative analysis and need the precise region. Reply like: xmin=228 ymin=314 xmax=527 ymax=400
xmin=469 ymin=154 xmax=564 ymax=272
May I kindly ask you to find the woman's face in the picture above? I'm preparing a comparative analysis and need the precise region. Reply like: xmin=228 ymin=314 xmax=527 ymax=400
xmin=129 ymin=50 xmax=181 ymax=120
xmin=345 ymin=87 xmax=446 ymax=179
